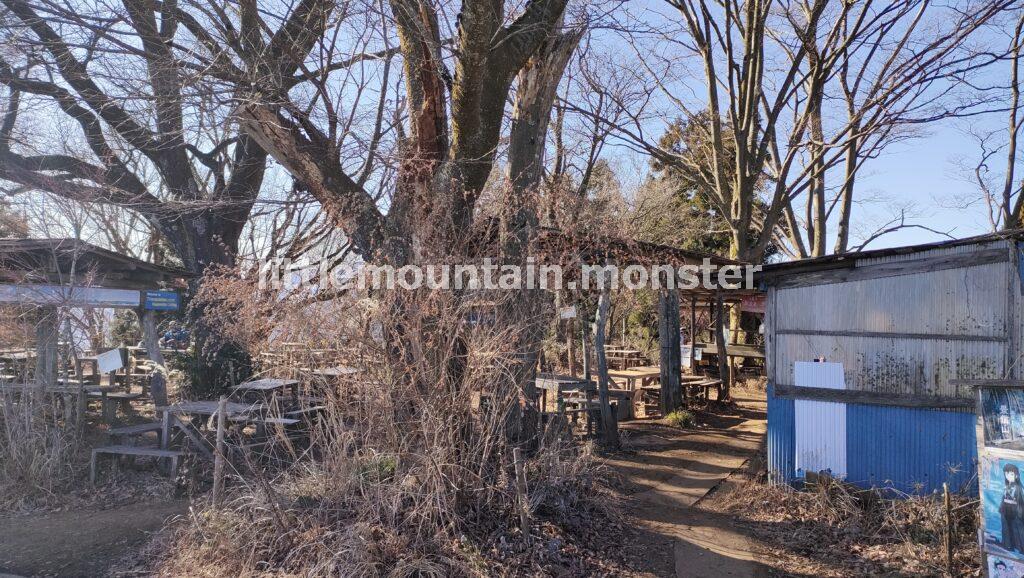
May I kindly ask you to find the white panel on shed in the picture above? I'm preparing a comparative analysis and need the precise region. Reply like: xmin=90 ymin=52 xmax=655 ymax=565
xmin=795 ymin=361 xmax=847 ymax=479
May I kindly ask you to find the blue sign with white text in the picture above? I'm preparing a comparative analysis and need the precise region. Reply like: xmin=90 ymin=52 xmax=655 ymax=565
xmin=143 ymin=290 xmax=179 ymax=311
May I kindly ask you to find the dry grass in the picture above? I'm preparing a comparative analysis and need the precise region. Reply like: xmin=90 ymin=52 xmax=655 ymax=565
xmin=151 ymin=275 xmax=627 ymax=576
xmin=715 ymin=474 xmax=979 ymax=577
xmin=0 ymin=392 xmax=81 ymax=511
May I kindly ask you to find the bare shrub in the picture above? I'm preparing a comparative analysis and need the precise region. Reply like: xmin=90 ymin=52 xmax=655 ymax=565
xmin=719 ymin=476 xmax=979 ymax=576
xmin=156 ymin=273 xmax=619 ymax=575
xmin=0 ymin=306 xmax=81 ymax=510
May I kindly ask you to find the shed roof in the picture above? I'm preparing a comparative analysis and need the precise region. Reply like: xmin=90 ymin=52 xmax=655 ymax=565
xmin=757 ymin=229 xmax=1024 ymax=282
xmin=0 ymin=238 xmax=191 ymax=290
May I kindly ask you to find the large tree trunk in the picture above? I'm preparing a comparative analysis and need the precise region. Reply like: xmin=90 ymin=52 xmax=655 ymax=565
xmin=162 ymin=215 xmax=253 ymax=396
xmin=497 ymin=25 xmax=583 ymax=443
xmin=137 ymin=308 xmax=168 ymax=408
xmin=33 ymin=306 xmax=58 ymax=390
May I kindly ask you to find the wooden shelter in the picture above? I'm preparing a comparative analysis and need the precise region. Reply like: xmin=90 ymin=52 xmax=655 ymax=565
xmin=0 ymin=238 xmax=190 ymax=406
xmin=524 ymin=227 xmax=762 ymax=416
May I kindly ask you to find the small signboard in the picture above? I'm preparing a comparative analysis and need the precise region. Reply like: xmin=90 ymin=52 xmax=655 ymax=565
xmin=741 ymin=294 xmax=766 ymax=314
xmin=0 ymin=284 xmax=140 ymax=307
xmin=143 ymin=290 xmax=179 ymax=311
xmin=96 ymin=348 xmax=124 ymax=374
xmin=973 ymin=380 xmax=1024 ymax=576
xmin=559 ymin=306 xmax=577 ymax=319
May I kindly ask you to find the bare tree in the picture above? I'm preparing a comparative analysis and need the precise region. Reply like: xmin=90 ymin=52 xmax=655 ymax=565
xmin=951 ymin=12 xmax=1024 ymax=231
xmin=0 ymin=0 xmax=372 ymax=385
xmin=583 ymin=0 xmax=1017 ymax=260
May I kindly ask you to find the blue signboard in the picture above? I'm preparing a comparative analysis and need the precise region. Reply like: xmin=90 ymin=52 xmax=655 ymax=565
xmin=143 ymin=290 xmax=180 ymax=311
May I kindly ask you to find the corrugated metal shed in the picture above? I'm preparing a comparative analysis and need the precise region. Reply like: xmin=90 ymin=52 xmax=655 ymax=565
xmin=761 ymin=231 xmax=1024 ymax=494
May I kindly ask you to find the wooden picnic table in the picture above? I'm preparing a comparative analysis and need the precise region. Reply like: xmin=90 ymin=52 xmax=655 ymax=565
xmin=0 ymin=350 xmax=35 ymax=362
xmin=535 ymin=373 xmax=592 ymax=411
xmin=607 ymin=366 xmax=661 ymax=390
xmin=604 ymin=348 xmax=645 ymax=369
xmin=685 ymin=377 xmax=724 ymax=402
xmin=231 ymin=378 xmax=300 ymax=399
xmin=158 ymin=400 xmax=262 ymax=455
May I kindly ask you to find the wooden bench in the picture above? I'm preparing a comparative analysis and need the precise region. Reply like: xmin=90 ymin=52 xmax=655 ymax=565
xmin=285 ymin=406 xmax=326 ymax=421
xmin=108 ymin=421 xmax=165 ymax=445
xmin=88 ymin=390 xmax=145 ymax=422
xmin=686 ymin=378 xmax=723 ymax=402
xmin=230 ymin=416 xmax=301 ymax=439
xmin=90 ymin=445 xmax=183 ymax=483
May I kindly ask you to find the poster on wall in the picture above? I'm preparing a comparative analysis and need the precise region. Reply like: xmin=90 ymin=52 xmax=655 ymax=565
xmin=96 ymin=348 xmax=124 ymax=374
xmin=973 ymin=380 xmax=1024 ymax=576
xmin=982 ymin=388 xmax=1024 ymax=450
xmin=982 ymin=456 xmax=1024 ymax=559
xmin=989 ymin=554 xmax=1024 ymax=577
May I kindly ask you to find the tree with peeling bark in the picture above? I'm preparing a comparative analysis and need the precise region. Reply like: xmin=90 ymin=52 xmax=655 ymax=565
xmin=0 ymin=0 xmax=344 ymax=389
xmin=236 ymin=0 xmax=587 ymax=438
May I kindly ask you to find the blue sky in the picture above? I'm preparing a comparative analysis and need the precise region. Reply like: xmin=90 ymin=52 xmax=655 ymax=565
xmin=856 ymin=122 xmax=1000 ymax=249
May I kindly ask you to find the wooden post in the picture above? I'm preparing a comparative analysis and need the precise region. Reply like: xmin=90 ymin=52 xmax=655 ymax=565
xmin=714 ymin=292 xmax=731 ymax=401
xmin=566 ymin=316 xmax=576 ymax=376
xmin=582 ymin=320 xmax=591 ymax=382
xmin=943 ymin=482 xmax=953 ymax=575
xmin=513 ymin=447 xmax=530 ymax=542
xmin=689 ymin=296 xmax=697 ymax=374
xmin=34 ymin=306 xmax=59 ymax=390
xmin=137 ymin=308 xmax=168 ymax=407
xmin=212 ymin=396 xmax=227 ymax=507
xmin=658 ymin=290 xmax=682 ymax=414
xmin=593 ymin=281 xmax=619 ymax=447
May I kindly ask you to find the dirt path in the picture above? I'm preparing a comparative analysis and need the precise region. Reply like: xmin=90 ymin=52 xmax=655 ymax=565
xmin=0 ymin=500 xmax=186 ymax=577
xmin=607 ymin=388 xmax=768 ymax=578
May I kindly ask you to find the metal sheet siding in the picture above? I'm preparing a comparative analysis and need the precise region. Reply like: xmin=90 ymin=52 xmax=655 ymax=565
xmin=767 ymin=382 xmax=796 ymax=485
xmin=772 ymin=249 xmax=1010 ymax=401
xmin=855 ymin=239 xmax=1009 ymax=266
xmin=774 ymin=262 xmax=1008 ymax=337
xmin=775 ymin=334 xmax=1005 ymax=398
xmin=845 ymin=404 xmax=977 ymax=494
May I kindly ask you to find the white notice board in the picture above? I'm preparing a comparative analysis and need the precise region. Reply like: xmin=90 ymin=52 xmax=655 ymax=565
xmin=97 ymin=348 xmax=124 ymax=374
xmin=794 ymin=361 xmax=847 ymax=479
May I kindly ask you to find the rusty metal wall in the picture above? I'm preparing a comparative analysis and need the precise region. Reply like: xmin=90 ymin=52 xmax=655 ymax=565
xmin=766 ymin=238 xmax=1015 ymax=491
xmin=770 ymin=240 xmax=1014 ymax=398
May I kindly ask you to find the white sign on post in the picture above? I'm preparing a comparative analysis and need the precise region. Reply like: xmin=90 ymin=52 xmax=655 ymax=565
xmin=97 ymin=348 xmax=124 ymax=374
xmin=559 ymin=306 xmax=577 ymax=319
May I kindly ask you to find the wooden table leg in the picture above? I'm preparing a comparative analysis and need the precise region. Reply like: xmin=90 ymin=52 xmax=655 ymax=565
xmin=160 ymin=410 xmax=171 ymax=449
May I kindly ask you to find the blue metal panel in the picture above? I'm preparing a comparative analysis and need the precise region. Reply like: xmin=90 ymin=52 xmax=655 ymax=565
xmin=767 ymin=382 xmax=796 ymax=485
xmin=845 ymin=404 xmax=977 ymax=494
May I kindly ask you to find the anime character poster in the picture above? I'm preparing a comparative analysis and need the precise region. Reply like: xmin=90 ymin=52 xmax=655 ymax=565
xmin=989 ymin=555 xmax=1024 ymax=578
xmin=982 ymin=388 xmax=1024 ymax=450
xmin=983 ymin=457 xmax=1024 ymax=558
